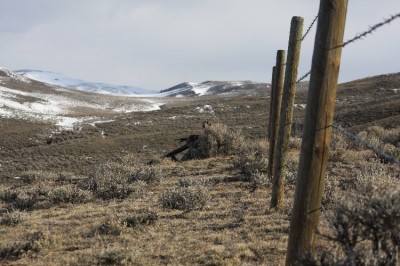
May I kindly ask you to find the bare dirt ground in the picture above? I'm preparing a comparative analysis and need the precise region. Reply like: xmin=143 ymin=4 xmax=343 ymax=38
xmin=0 ymin=72 xmax=399 ymax=265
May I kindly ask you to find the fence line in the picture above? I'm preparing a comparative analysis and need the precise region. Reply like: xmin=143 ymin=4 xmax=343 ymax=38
xmin=275 ymin=4 xmax=400 ymax=264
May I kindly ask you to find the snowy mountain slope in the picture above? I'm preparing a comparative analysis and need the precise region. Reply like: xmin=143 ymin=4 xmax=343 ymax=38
xmin=15 ymin=69 xmax=270 ymax=97
xmin=0 ymin=68 xmax=164 ymax=128
xmin=16 ymin=69 xmax=157 ymax=96
xmin=160 ymin=81 xmax=269 ymax=97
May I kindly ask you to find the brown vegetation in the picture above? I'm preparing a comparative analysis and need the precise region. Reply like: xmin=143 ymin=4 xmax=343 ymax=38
xmin=1 ymin=73 xmax=399 ymax=265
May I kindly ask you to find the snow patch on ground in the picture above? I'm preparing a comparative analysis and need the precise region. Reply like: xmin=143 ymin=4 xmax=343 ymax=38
xmin=196 ymin=105 xmax=215 ymax=114
xmin=0 ymin=84 xmax=164 ymax=128
xmin=294 ymin=104 xmax=307 ymax=109
xmin=190 ymin=83 xmax=214 ymax=96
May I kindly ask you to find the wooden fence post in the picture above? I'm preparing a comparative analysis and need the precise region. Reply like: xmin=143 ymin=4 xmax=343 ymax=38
xmin=268 ymin=50 xmax=286 ymax=179
xmin=285 ymin=1 xmax=348 ymax=265
xmin=268 ymin=66 xmax=276 ymax=139
xmin=271 ymin=16 xmax=304 ymax=209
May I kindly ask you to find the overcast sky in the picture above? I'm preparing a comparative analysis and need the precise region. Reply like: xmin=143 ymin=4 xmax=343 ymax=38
xmin=1 ymin=1 xmax=399 ymax=90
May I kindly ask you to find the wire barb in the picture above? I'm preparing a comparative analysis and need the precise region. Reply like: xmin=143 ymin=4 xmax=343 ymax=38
xmin=332 ymin=12 xmax=400 ymax=49
xmin=301 ymin=15 xmax=319 ymax=41
xmin=296 ymin=70 xmax=311 ymax=84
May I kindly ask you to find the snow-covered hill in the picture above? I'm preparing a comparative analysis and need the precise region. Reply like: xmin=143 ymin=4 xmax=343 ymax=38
xmin=160 ymin=81 xmax=268 ymax=97
xmin=16 ymin=69 xmax=157 ymax=96
xmin=15 ymin=69 xmax=269 ymax=97
xmin=0 ymin=68 xmax=164 ymax=129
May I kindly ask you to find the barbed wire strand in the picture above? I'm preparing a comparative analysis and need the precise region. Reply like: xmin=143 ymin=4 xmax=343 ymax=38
xmin=294 ymin=13 xmax=400 ymax=84
xmin=301 ymin=15 xmax=319 ymax=41
xmin=321 ymin=205 xmax=338 ymax=237
xmin=289 ymin=121 xmax=399 ymax=164
xmin=333 ymin=124 xmax=400 ymax=164
xmin=295 ymin=70 xmax=311 ymax=84
xmin=332 ymin=12 xmax=400 ymax=49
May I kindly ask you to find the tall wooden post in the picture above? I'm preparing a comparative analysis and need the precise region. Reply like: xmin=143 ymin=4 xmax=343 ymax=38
xmin=285 ymin=1 xmax=348 ymax=265
xmin=268 ymin=66 xmax=276 ymax=139
xmin=268 ymin=50 xmax=286 ymax=179
xmin=271 ymin=16 xmax=304 ymax=209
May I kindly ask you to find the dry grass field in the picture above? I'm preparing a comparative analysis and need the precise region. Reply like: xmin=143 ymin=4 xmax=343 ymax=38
xmin=0 ymin=72 xmax=399 ymax=265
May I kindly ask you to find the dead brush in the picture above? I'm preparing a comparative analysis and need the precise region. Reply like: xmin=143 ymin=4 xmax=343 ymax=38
xmin=1 ymin=183 xmax=93 ymax=211
xmin=0 ymin=231 xmax=49 ymax=262
xmin=329 ymin=131 xmax=351 ymax=162
xmin=129 ymin=165 xmax=163 ymax=184
xmin=122 ymin=209 xmax=158 ymax=228
xmin=81 ymin=161 xmax=163 ymax=200
xmin=0 ymin=210 xmax=26 ymax=226
xmin=95 ymin=249 xmax=135 ymax=266
xmin=197 ymin=123 xmax=246 ymax=157
xmin=20 ymin=170 xmax=59 ymax=184
xmin=160 ymin=184 xmax=210 ymax=211
xmin=233 ymin=140 xmax=269 ymax=178
xmin=87 ymin=219 xmax=123 ymax=237
xmin=357 ymin=126 xmax=400 ymax=159
xmin=81 ymin=163 xmax=136 ymax=200
xmin=48 ymin=185 xmax=92 ymax=204
xmin=302 ymin=189 xmax=400 ymax=266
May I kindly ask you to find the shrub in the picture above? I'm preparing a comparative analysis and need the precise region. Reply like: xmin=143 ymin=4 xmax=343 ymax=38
xmin=82 ymin=162 xmax=163 ymax=200
xmin=233 ymin=140 xmax=269 ymax=177
xmin=10 ymin=186 xmax=51 ymax=211
xmin=160 ymin=185 xmax=210 ymax=211
xmin=48 ymin=185 xmax=92 ymax=204
xmin=20 ymin=170 xmax=58 ymax=184
xmin=357 ymin=126 xmax=400 ymax=160
xmin=92 ymin=219 xmax=122 ymax=237
xmin=354 ymin=159 xmax=396 ymax=195
xmin=96 ymin=250 xmax=134 ymax=266
xmin=0 ymin=210 xmax=26 ymax=226
xmin=81 ymin=163 xmax=135 ymax=200
xmin=129 ymin=165 xmax=163 ymax=184
xmin=178 ymin=178 xmax=208 ymax=188
xmin=329 ymin=131 xmax=350 ymax=162
xmin=197 ymin=123 xmax=246 ymax=157
xmin=302 ymin=190 xmax=400 ymax=266
xmin=122 ymin=209 xmax=158 ymax=227
xmin=0 ymin=231 xmax=49 ymax=261
xmin=246 ymin=172 xmax=268 ymax=192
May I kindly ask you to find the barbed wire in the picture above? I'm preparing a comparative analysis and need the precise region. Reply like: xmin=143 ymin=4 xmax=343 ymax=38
xmin=332 ymin=124 xmax=400 ymax=164
xmin=301 ymin=15 xmax=319 ymax=41
xmin=294 ymin=12 xmax=400 ymax=84
xmin=331 ymin=12 xmax=400 ymax=49
xmin=289 ymin=121 xmax=399 ymax=165
xmin=321 ymin=205 xmax=338 ymax=237
xmin=295 ymin=70 xmax=311 ymax=84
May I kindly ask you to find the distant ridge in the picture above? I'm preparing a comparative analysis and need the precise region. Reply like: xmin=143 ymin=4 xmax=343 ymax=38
xmin=15 ymin=69 xmax=156 ymax=96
